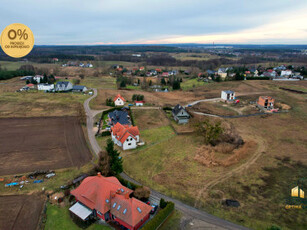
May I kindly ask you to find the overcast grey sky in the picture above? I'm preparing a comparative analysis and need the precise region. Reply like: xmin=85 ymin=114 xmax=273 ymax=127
xmin=1 ymin=0 xmax=306 ymax=44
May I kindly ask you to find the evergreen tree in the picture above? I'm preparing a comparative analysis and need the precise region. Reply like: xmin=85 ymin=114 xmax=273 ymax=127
xmin=105 ymin=139 xmax=123 ymax=175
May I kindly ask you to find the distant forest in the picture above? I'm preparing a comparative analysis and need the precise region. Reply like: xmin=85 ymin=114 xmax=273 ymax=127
xmin=0 ymin=45 xmax=306 ymax=70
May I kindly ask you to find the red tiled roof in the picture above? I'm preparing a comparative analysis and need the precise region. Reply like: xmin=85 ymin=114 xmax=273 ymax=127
xmin=27 ymin=84 xmax=34 ymax=87
xmin=114 ymin=94 xmax=126 ymax=102
xmin=135 ymin=101 xmax=144 ymax=103
xmin=71 ymin=175 xmax=151 ymax=228
xmin=111 ymin=194 xmax=152 ymax=227
xmin=111 ymin=123 xmax=140 ymax=144
xmin=162 ymin=72 xmax=169 ymax=76
xmin=70 ymin=175 xmax=133 ymax=214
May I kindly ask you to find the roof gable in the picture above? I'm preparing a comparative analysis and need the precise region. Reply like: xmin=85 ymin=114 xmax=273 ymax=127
xmin=71 ymin=175 xmax=133 ymax=214
xmin=114 ymin=94 xmax=126 ymax=102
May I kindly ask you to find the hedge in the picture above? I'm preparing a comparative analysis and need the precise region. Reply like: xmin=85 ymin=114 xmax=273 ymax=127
xmin=246 ymin=76 xmax=270 ymax=80
xmin=142 ymin=202 xmax=175 ymax=230
xmin=129 ymin=110 xmax=135 ymax=126
xmin=116 ymin=175 xmax=141 ymax=190
xmin=162 ymin=106 xmax=172 ymax=111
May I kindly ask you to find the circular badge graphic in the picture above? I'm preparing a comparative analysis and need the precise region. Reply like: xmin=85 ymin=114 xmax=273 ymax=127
xmin=0 ymin=23 xmax=34 ymax=58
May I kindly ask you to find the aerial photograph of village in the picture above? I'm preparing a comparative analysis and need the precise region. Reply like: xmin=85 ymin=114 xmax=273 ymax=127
xmin=0 ymin=0 xmax=306 ymax=230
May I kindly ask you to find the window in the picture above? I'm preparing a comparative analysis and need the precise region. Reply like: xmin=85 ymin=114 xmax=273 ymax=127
xmin=128 ymin=143 xmax=131 ymax=146
xmin=113 ymin=202 xmax=117 ymax=208
xmin=117 ymin=205 xmax=121 ymax=211
xmin=106 ymin=199 xmax=109 ymax=203
xmin=123 ymin=209 xmax=127 ymax=214
xmin=137 ymin=207 xmax=142 ymax=213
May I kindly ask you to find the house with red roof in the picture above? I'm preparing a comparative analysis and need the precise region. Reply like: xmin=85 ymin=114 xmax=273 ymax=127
xmin=139 ymin=66 xmax=145 ymax=71
xmin=161 ymin=72 xmax=169 ymax=77
xmin=111 ymin=122 xmax=140 ymax=150
xmin=114 ymin=94 xmax=126 ymax=106
xmin=70 ymin=174 xmax=152 ymax=230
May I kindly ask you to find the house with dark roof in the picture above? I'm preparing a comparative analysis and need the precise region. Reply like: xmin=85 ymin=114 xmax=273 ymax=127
xmin=70 ymin=174 xmax=152 ymax=230
xmin=172 ymin=104 xmax=190 ymax=124
xmin=55 ymin=81 xmax=73 ymax=92
xmin=111 ymin=123 xmax=140 ymax=150
xmin=72 ymin=85 xmax=88 ymax=92
xmin=108 ymin=110 xmax=130 ymax=126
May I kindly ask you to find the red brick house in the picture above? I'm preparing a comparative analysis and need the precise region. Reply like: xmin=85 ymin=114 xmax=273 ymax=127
xmin=257 ymin=96 xmax=275 ymax=110
xmin=70 ymin=174 xmax=152 ymax=230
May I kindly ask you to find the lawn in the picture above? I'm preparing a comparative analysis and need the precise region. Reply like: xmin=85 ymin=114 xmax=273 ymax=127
xmin=81 ymin=76 xmax=116 ymax=89
xmin=140 ymin=125 xmax=175 ymax=145
xmin=45 ymin=203 xmax=111 ymax=230
xmin=181 ymin=78 xmax=207 ymax=91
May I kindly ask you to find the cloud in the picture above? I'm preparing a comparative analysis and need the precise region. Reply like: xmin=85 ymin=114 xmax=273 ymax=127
xmin=0 ymin=0 xmax=306 ymax=44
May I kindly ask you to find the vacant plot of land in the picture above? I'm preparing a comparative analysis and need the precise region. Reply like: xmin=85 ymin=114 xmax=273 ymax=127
xmin=132 ymin=109 xmax=169 ymax=130
xmin=0 ymin=116 xmax=92 ymax=176
xmin=0 ymin=194 xmax=45 ymax=230
xmin=0 ymin=81 xmax=88 ymax=118
xmin=192 ymin=101 xmax=239 ymax=116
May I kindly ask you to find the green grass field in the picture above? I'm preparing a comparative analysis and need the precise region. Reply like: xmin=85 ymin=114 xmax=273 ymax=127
xmin=181 ymin=78 xmax=207 ymax=91
xmin=81 ymin=76 xmax=116 ymax=89
xmin=45 ymin=203 xmax=111 ymax=230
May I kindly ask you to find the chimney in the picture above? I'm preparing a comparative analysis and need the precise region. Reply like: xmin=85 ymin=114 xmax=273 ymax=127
xmin=125 ymin=193 xmax=130 ymax=199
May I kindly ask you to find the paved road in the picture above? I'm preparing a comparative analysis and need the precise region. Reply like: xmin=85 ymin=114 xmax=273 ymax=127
xmin=84 ymin=89 xmax=105 ymax=155
xmin=84 ymin=89 xmax=249 ymax=230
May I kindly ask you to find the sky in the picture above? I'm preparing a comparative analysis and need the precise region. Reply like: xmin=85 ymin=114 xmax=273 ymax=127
xmin=0 ymin=0 xmax=307 ymax=45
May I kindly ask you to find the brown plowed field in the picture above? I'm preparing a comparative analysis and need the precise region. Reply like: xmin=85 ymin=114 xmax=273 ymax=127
xmin=0 ymin=194 xmax=45 ymax=230
xmin=0 ymin=116 xmax=92 ymax=176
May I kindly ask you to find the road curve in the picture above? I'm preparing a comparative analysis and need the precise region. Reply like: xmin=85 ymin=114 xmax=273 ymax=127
xmin=84 ymin=89 xmax=249 ymax=230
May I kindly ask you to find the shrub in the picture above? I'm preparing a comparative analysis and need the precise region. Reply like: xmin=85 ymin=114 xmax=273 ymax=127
xmin=159 ymin=198 xmax=167 ymax=209
xmin=100 ymin=131 xmax=110 ymax=137
xmin=116 ymin=175 xmax=141 ymax=190
xmin=142 ymin=202 xmax=175 ymax=230
xmin=133 ymin=186 xmax=150 ymax=201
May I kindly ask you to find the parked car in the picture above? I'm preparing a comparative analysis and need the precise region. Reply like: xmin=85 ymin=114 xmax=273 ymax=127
xmin=33 ymin=180 xmax=43 ymax=184
xmin=128 ymin=104 xmax=134 ymax=106
xmin=150 ymin=203 xmax=158 ymax=214
xmin=187 ymin=104 xmax=192 ymax=107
